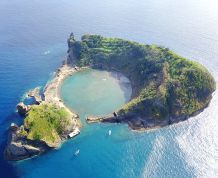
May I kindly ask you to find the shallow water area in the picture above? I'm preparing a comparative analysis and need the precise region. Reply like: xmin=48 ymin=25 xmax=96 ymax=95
xmin=60 ymin=69 xmax=132 ymax=123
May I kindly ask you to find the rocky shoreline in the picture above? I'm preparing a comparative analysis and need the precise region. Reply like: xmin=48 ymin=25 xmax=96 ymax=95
xmin=4 ymin=64 xmax=83 ymax=161
xmin=86 ymin=105 xmax=209 ymax=131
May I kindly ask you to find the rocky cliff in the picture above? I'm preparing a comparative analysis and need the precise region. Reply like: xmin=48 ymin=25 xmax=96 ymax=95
xmin=5 ymin=124 xmax=51 ymax=161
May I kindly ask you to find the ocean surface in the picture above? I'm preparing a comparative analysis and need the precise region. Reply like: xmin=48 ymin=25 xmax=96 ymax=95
xmin=0 ymin=0 xmax=218 ymax=177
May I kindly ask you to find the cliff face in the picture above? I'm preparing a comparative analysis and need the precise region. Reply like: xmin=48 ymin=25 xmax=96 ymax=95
xmin=4 ymin=124 xmax=51 ymax=161
xmin=67 ymin=33 xmax=216 ymax=130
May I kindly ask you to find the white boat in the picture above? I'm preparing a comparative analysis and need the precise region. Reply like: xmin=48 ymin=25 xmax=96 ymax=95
xmin=74 ymin=149 xmax=80 ymax=156
xmin=108 ymin=130 xmax=112 ymax=136
xmin=68 ymin=128 xmax=80 ymax=138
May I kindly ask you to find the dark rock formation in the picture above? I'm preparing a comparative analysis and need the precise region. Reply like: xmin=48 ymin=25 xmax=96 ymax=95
xmin=16 ymin=102 xmax=30 ymax=116
xmin=27 ymin=87 xmax=42 ymax=104
xmin=4 ymin=124 xmax=51 ymax=161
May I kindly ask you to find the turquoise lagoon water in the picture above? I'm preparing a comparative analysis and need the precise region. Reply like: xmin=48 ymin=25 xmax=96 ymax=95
xmin=0 ymin=0 xmax=218 ymax=177
xmin=60 ymin=69 xmax=132 ymax=122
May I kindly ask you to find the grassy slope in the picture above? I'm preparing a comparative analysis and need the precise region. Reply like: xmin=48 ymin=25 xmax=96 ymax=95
xmin=21 ymin=104 xmax=70 ymax=147
xmin=68 ymin=34 xmax=216 ymax=121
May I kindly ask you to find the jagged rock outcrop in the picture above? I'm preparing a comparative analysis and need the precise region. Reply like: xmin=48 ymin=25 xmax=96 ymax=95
xmin=16 ymin=88 xmax=43 ymax=116
xmin=4 ymin=123 xmax=51 ymax=161
xmin=5 ymin=142 xmax=41 ymax=161
xmin=27 ymin=87 xmax=42 ymax=104
xmin=16 ymin=102 xmax=30 ymax=116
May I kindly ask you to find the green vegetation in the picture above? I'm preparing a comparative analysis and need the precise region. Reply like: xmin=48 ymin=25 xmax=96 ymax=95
xmin=23 ymin=104 xmax=70 ymax=146
xmin=68 ymin=34 xmax=216 ymax=121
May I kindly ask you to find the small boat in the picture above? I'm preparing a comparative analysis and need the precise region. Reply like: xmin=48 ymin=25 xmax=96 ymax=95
xmin=108 ymin=130 xmax=112 ymax=136
xmin=68 ymin=128 xmax=80 ymax=138
xmin=43 ymin=50 xmax=50 ymax=55
xmin=74 ymin=149 xmax=80 ymax=156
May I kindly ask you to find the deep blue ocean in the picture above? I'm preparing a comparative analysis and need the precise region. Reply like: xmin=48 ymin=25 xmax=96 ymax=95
xmin=0 ymin=0 xmax=218 ymax=177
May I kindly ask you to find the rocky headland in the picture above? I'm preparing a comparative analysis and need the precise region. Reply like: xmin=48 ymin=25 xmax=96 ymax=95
xmin=5 ymin=64 xmax=82 ymax=161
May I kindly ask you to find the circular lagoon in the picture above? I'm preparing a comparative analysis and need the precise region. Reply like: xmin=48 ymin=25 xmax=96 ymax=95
xmin=60 ymin=69 xmax=132 ymax=124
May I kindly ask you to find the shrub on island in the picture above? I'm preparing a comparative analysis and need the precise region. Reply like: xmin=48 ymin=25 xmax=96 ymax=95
xmin=24 ymin=104 xmax=70 ymax=147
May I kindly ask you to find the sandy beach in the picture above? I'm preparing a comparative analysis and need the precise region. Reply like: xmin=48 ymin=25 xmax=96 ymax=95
xmin=43 ymin=64 xmax=83 ymax=128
